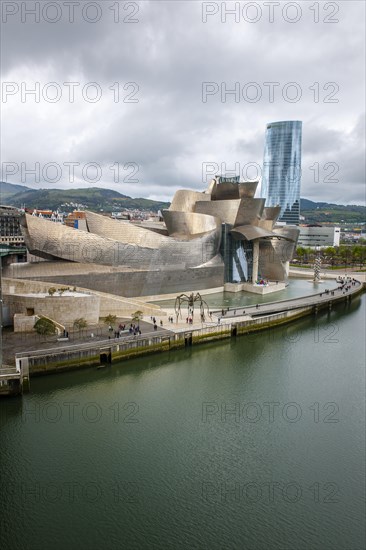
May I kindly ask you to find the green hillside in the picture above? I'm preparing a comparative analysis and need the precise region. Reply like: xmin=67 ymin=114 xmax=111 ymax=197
xmin=1 ymin=184 xmax=170 ymax=212
xmin=300 ymin=199 xmax=365 ymax=224
xmin=0 ymin=181 xmax=31 ymax=201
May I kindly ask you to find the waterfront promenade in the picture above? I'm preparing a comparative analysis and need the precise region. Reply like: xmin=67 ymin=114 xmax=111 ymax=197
xmin=9 ymin=275 xmax=363 ymax=380
xmin=212 ymin=277 xmax=363 ymax=320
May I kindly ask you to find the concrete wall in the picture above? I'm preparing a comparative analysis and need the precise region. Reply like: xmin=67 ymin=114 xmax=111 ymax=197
xmin=13 ymin=314 xmax=38 ymax=333
xmin=2 ymin=277 xmax=163 ymax=317
xmin=5 ymin=293 xmax=100 ymax=326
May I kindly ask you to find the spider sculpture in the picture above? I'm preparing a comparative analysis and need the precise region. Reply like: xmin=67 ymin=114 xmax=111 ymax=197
xmin=174 ymin=292 xmax=211 ymax=322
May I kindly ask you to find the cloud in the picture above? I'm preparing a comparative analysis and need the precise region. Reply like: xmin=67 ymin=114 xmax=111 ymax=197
xmin=1 ymin=0 xmax=365 ymax=205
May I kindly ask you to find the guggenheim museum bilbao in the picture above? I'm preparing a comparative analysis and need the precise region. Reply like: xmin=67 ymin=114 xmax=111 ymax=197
xmin=9 ymin=176 xmax=300 ymax=298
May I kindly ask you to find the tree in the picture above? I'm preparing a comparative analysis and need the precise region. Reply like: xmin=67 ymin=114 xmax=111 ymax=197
xmin=339 ymin=246 xmax=352 ymax=268
xmin=48 ymin=287 xmax=56 ymax=296
xmin=103 ymin=314 xmax=117 ymax=326
xmin=131 ymin=310 xmax=143 ymax=323
xmin=34 ymin=317 xmax=57 ymax=336
xmin=73 ymin=318 xmax=88 ymax=330
xmin=324 ymin=247 xmax=336 ymax=267
xmin=351 ymin=245 xmax=366 ymax=269
xmin=296 ymin=247 xmax=307 ymax=263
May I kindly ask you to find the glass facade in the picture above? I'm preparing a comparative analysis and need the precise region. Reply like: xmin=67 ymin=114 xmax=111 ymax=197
xmin=220 ymin=224 xmax=253 ymax=283
xmin=262 ymin=120 xmax=302 ymax=225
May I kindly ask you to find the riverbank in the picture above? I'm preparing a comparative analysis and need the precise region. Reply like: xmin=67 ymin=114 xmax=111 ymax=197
xmin=13 ymin=277 xmax=365 ymax=379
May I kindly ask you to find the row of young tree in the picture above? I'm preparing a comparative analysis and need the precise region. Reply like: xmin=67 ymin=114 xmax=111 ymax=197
xmin=294 ymin=245 xmax=366 ymax=268
xmin=34 ymin=311 xmax=144 ymax=336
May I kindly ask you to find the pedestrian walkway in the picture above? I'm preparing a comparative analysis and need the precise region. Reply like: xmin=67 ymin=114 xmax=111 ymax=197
xmin=213 ymin=277 xmax=363 ymax=320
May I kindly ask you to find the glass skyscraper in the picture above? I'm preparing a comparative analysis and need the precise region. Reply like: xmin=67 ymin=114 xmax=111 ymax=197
xmin=261 ymin=120 xmax=302 ymax=225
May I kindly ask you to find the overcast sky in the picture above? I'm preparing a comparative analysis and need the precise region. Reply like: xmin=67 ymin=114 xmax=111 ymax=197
xmin=1 ymin=0 xmax=365 ymax=204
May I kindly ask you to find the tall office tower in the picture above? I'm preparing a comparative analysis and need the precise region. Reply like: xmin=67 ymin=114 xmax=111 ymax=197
xmin=261 ymin=120 xmax=302 ymax=225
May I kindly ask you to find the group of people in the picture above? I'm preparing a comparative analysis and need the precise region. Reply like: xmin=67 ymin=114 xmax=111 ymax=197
xmin=320 ymin=289 xmax=336 ymax=297
xmin=152 ymin=319 xmax=164 ymax=331
xmin=216 ymin=308 xmax=247 ymax=319
xmin=128 ymin=323 xmax=141 ymax=336
xmin=107 ymin=323 xmax=142 ymax=338
xmin=150 ymin=316 xmax=163 ymax=325
xmin=255 ymin=278 xmax=269 ymax=286
xmin=336 ymin=276 xmax=356 ymax=285
xmin=338 ymin=278 xmax=357 ymax=294
xmin=319 ymin=277 xmax=358 ymax=299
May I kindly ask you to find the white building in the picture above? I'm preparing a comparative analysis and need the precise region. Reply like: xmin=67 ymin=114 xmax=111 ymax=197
xmin=298 ymin=225 xmax=340 ymax=248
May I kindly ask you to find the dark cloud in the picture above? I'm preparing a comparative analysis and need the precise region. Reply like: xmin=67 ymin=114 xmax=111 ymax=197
xmin=1 ymin=0 xmax=365 ymax=205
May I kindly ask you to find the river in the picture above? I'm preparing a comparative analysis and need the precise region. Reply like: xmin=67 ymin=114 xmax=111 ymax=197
xmin=1 ymin=290 xmax=364 ymax=550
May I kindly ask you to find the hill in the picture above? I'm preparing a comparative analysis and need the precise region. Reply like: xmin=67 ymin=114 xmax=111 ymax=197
xmin=300 ymin=199 xmax=365 ymax=224
xmin=0 ymin=181 xmax=31 ymax=201
xmin=0 ymin=184 xmax=170 ymax=212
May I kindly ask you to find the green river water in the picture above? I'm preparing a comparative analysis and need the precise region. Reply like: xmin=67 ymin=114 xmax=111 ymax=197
xmin=0 ymin=284 xmax=365 ymax=550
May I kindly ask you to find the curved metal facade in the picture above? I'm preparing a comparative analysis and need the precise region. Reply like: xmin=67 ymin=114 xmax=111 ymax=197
xmin=21 ymin=213 xmax=221 ymax=270
xmin=20 ymin=174 xmax=299 ymax=290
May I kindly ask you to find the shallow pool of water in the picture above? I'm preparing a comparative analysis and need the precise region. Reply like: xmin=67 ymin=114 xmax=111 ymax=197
xmin=151 ymin=278 xmax=338 ymax=309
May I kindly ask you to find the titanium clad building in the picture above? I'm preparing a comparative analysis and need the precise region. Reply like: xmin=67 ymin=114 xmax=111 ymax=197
xmin=262 ymin=120 xmax=302 ymax=225
xmin=14 ymin=175 xmax=299 ymax=295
